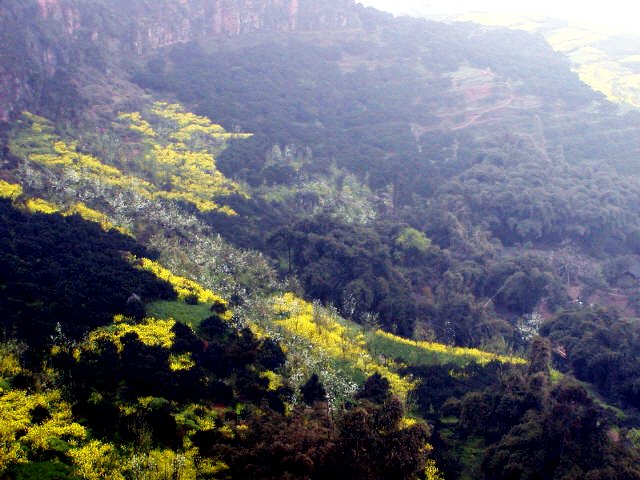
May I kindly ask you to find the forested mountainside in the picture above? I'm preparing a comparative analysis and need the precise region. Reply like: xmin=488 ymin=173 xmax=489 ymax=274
xmin=3 ymin=0 xmax=640 ymax=478
xmin=0 ymin=0 xmax=359 ymax=122
xmin=447 ymin=12 xmax=640 ymax=110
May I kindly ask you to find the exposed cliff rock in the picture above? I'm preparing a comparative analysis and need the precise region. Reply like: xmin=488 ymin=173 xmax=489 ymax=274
xmin=0 ymin=0 xmax=360 ymax=122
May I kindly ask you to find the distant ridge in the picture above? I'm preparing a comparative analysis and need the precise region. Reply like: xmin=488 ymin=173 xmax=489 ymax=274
xmin=0 ymin=0 xmax=361 ymax=121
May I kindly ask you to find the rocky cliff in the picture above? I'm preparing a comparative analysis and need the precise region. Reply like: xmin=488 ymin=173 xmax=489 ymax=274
xmin=0 ymin=0 xmax=360 ymax=122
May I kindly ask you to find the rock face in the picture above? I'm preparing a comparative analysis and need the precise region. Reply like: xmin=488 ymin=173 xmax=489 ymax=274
xmin=0 ymin=0 xmax=360 ymax=121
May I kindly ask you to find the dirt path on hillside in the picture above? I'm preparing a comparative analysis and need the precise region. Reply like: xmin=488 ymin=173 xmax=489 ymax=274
xmin=451 ymin=94 xmax=515 ymax=130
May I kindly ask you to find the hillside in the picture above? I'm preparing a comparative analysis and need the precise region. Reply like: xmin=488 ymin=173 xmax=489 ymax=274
xmin=0 ymin=0 xmax=360 ymax=122
xmin=3 ymin=0 xmax=640 ymax=479
xmin=0 ymin=125 xmax=444 ymax=478
xmin=434 ymin=11 xmax=640 ymax=110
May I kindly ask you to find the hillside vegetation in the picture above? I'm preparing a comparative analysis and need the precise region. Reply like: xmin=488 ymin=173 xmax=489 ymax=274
xmin=3 ymin=1 xmax=640 ymax=478
xmin=0 ymin=197 xmax=442 ymax=479
xmin=455 ymin=12 xmax=640 ymax=109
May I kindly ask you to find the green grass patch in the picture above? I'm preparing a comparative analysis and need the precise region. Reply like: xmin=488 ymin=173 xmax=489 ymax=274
xmin=575 ymin=378 xmax=627 ymax=421
xmin=440 ymin=416 xmax=459 ymax=425
xmin=368 ymin=330 xmax=525 ymax=368
xmin=548 ymin=372 xmax=628 ymax=421
xmin=550 ymin=368 xmax=563 ymax=383
xmin=146 ymin=300 xmax=212 ymax=328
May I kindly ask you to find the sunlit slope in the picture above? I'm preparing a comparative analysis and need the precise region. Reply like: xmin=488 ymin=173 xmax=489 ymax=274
xmin=0 ymin=254 xmax=244 ymax=479
xmin=141 ymin=291 xmax=525 ymax=407
xmin=2 ymin=106 xmax=525 ymax=407
xmin=268 ymin=292 xmax=523 ymax=404
xmin=456 ymin=12 xmax=640 ymax=109
xmin=0 ymin=178 xmax=131 ymax=234
xmin=544 ymin=27 xmax=640 ymax=108
xmin=0 ymin=102 xmax=523 ymax=479
xmin=0 ymin=183 xmax=522 ymax=406
xmin=7 ymin=104 xmax=249 ymax=223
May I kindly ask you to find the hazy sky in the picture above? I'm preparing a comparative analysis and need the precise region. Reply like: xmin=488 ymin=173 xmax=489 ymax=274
xmin=359 ymin=0 xmax=640 ymax=34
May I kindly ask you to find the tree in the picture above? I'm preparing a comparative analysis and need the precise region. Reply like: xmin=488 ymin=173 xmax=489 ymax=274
xmin=528 ymin=336 xmax=551 ymax=378
xmin=357 ymin=373 xmax=391 ymax=404
xmin=300 ymin=373 xmax=327 ymax=406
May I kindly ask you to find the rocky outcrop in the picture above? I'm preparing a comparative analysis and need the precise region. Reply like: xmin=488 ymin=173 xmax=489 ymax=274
xmin=119 ymin=0 xmax=360 ymax=52
xmin=0 ymin=0 xmax=360 ymax=122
